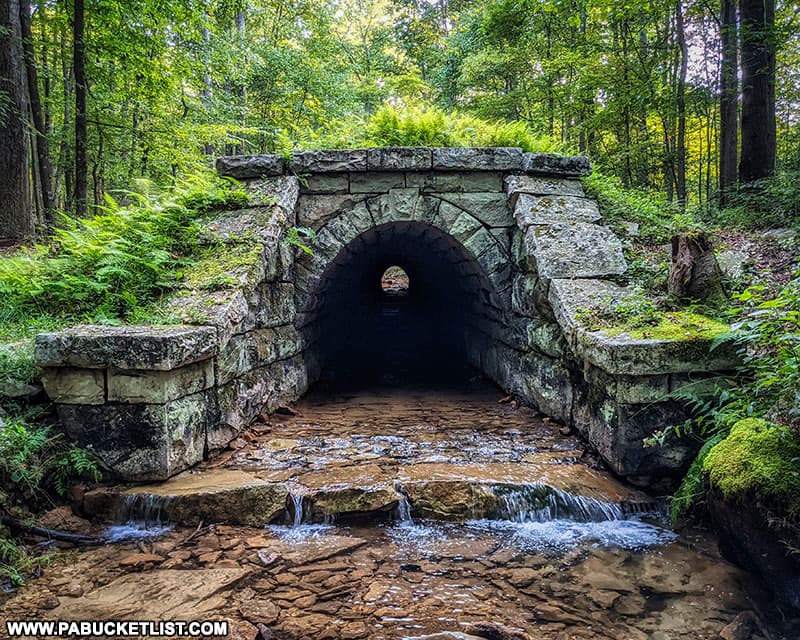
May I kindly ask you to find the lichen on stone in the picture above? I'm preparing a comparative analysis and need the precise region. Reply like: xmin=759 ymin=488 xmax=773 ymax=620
xmin=703 ymin=418 xmax=800 ymax=517
xmin=181 ymin=243 xmax=264 ymax=291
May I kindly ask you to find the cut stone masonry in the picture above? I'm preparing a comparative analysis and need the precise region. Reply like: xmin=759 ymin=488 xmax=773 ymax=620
xmin=36 ymin=148 xmax=737 ymax=485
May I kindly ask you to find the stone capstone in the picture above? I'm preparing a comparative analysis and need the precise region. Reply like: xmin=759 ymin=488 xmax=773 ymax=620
xmin=367 ymin=147 xmax=433 ymax=171
xmin=289 ymin=149 xmax=367 ymax=173
xmin=433 ymin=147 xmax=523 ymax=171
xmin=216 ymin=154 xmax=284 ymax=178
xmin=522 ymin=152 xmax=592 ymax=176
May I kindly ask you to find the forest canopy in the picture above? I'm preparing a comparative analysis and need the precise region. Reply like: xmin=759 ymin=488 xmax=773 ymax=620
xmin=0 ymin=0 xmax=798 ymax=237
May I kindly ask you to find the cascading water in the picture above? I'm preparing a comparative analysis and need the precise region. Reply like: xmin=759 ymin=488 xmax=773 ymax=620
xmin=493 ymin=485 xmax=625 ymax=523
xmin=102 ymin=494 xmax=175 ymax=542
xmin=393 ymin=482 xmax=414 ymax=525
xmin=290 ymin=494 xmax=305 ymax=526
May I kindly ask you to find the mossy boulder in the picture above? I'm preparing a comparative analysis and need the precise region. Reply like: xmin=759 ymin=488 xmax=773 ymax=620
xmin=704 ymin=418 xmax=800 ymax=517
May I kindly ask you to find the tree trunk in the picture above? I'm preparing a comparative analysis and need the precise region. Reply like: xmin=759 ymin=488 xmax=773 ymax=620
xmin=675 ymin=0 xmax=688 ymax=207
xmin=0 ymin=0 xmax=34 ymax=240
xmin=738 ymin=0 xmax=776 ymax=183
xmin=669 ymin=233 xmax=726 ymax=303
xmin=73 ymin=0 xmax=87 ymax=217
xmin=20 ymin=0 xmax=54 ymax=222
xmin=719 ymin=0 xmax=738 ymax=204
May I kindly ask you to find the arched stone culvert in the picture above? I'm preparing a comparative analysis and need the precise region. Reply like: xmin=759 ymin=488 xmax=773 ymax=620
xmin=35 ymin=148 xmax=740 ymax=487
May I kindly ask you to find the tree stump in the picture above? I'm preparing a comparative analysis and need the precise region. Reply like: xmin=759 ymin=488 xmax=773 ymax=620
xmin=669 ymin=233 xmax=726 ymax=302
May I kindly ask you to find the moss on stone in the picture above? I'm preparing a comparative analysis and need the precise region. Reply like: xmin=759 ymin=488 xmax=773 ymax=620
xmin=703 ymin=418 xmax=800 ymax=517
xmin=181 ymin=243 xmax=263 ymax=291
xmin=602 ymin=311 xmax=730 ymax=342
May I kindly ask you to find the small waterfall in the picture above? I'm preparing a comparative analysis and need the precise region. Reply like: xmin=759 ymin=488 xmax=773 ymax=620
xmin=290 ymin=494 xmax=304 ymax=526
xmin=393 ymin=482 xmax=414 ymax=525
xmin=494 ymin=485 xmax=624 ymax=523
xmin=116 ymin=493 xmax=176 ymax=526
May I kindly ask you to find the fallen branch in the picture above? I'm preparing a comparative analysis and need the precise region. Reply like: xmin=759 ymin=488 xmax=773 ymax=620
xmin=1 ymin=514 xmax=104 ymax=546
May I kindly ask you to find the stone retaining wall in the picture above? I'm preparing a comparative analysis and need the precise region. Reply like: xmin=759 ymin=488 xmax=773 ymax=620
xmin=36 ymin=148 xmax=737 ymax=485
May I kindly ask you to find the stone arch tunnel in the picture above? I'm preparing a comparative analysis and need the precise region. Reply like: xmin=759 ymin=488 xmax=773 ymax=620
xmin=34 ymin=147 xmax=739 ymax=487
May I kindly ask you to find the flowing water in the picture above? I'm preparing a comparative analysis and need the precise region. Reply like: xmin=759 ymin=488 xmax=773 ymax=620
xmin=2 ymin=381 xmax=798 ymax=639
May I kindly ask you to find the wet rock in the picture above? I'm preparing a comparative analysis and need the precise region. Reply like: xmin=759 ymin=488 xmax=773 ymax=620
xmin=464 ymin=622 xmax=532 ymax=640
xmin=613 ymin=594 xmax=647 ymax=616
xmin=60 ymin=582 xmax=85 ymax=598
xmin=238 ymin=599 xmax=280 ymax=625
xmin=49 ymin=569 xmax=248 ymax=621
xmin=119 ymin=553 xmax=164 ymax=567
xmin=504 ymin=568 xmax=540 ymax=588
xmin=227 ymin=619 xmax=260 ymax=640
xmin=719 ymin=612 xmax=757 ymax=640
xmin=404 ymin=480 xmax=499 ymax=521
xmin=117 ymin=470 xmax=289 ymax=526
xmin=340 ymin=621 xmax=369 ymax=638
xmin=405 ymin=633 xmax=484 ymax=640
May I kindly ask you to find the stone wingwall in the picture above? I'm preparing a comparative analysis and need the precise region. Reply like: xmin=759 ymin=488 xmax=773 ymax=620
xmin=36 ymin=148 xmax=737 ymax=486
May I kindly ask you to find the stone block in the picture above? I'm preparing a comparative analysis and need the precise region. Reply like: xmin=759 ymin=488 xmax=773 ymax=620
xmin=289 ymin=149 xmax=367 ymax=173
xmin=514 ymin=193 xmax=601 ymax=229
xmin=296 ymin=194 xmax=369 ymax=230
xmin=107 ymin=359 xmax=214 ymax=404
xmin=216 ymin=154 xmax=284 ymax=179
xmin=41 ymin=367 xmax=105 ymax=405
xmin=436 ymin=192 xmax=514 ymax=227
xmin=35 ymin=325 xmax=218 ymax=371
xmin=433 ymin=147 xmax=523 ymax=171
xmin=406 ymin=171 xmax=504 ymax=193
xmin=349 ymin=171 xmax=405 ymax=193
xmin=524 ymin=223 xmax=627 ymax=280
xmin=584 ymin=366 xmax=671 ymax=405
xmin=256 ymin=282 xmax=297 ymax=329
xmin=367 ymin=147 xmax=433 ymax=171
xmin=202 ymin=207 xmax=285 ymax=247
xmin=217 ymin=325 xmax=303 ymax=385
xmin=298 ymin=173 xmax=349 ymax=194
xmin=504 ymin=175 xmax=585 ymax=205
xmin=522 ymin=153 xmax=591 ymax=177
xmin=57 ymin=391 xmax=212 ymax=481
xmin=121 ymin=470 xmax=289 ymax=526
xmin=367 ymin=189 xmax=439 ymax=226
xmin=241 ymin=176 xmax=299 ymax=215
xmin=526 ymin=320 xmax=567 ymax=359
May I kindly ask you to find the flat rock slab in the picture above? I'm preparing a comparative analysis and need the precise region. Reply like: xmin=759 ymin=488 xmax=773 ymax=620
xmin=290 ymin=149 xmax=367 ymax=173
xmin=524 ymin=223 xmax=627 ymax=280
xmin=514 ymin=193 xmax=601 ymax=228
xmin=216 ymin=154 xmax=284 ymax=178
xmin=120 ymin=469 xmax=289 ymax=526
xmin=269 ymin=535 xmax=368 ymax=565
xmin=35 ymin=325 xmax=218 ymax=371
xmin=433 ymin=147 xmax=523 ymax=171
xmin=367 ymin=147 xmax=433 ymax=171
xmin=523 ymin=152 xmax=592 ymax=176
xmin=49 ymin=569 xmax=248 ymax=621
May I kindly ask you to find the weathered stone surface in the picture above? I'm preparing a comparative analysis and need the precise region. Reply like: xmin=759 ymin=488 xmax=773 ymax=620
xmin=349 ymin=171 xmax=405 ymax=193
xmin=57 ymin=391 xmax=212 ymax=480
xmin=296 ymin=194 xmax=369 ymax=229
xmin=367 ymin=147 xmax=433 ymax=171
xmin=216 ymin=154 xmax=284 ymax=178
xmin=504 ymin=175 xmax=585 ymax=205
xmin=437 ymin=202 xmax=482 ymax=243
xmin=0 ymin=379 xmax=42 ymax=400
xmin=403 ymin=480 xmax=499 ymax=521
xmin=406 ymin=171 xmax=504 ymax=193
xmin=299 ymin=173 xmax=350 ymax=194
xmin=35 ymin=325 xmax=218 ymax=371
xmin=433 ymin=147 xmax=523 ymax=171
xmin=548 ymin=279 xmax=739 ymax=375
xmin=40 ymin=367 xmax=105 ymax=405
xmin=107 ymin=359 xmax=214 ymax=404
xmin=241 ymin=176 xmax=299 ymax=215
xmin=367 ymin=188 xmax=439 ymax=226
xmin=585 ymin=366 xmax=671 ymax=405
xmin=524 ymin=223 xmax=627 ymax=280
xmin=290 ymin=149 xmax=367 ymax=173
xmin=122 ymin=470 xmax=289 ymax=526
xmin=256 ymin=282 xmax=297 ymax=329
xmin=217 ymin=325 xmax=303 ymax=385
xmin=525 ymin=320 xmax=567 ymax=359
xmin=203 ymin=207 xmax=285 ymax=246
xmin=514 ymin=193 xmax=601 ymax=228
xmin=436 ymin=192 xmax=513 ymax=227
xmin=523 ymin=152 xmax=592 ymax=176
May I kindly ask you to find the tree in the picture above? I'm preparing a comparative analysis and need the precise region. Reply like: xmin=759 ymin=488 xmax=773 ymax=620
xmin=0 ymin=0 xmax=34 ymax=240
xmin=738 ymin=0 xmax=776 ymax=183
xmin=73 ymin=0 xmax=87 ymax=216
xmin=719 ymin=0 xmax=738 ymax=203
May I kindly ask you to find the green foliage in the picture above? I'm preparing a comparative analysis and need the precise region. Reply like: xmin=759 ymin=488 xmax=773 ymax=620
xmin=0 ymin=525 xmax=52 ymax=588
xmin=703 ymin=418 xmax=800 ymax=517
xmin=0 ymin=177 xmax=246 ymax=322
xmin=670 ymin=431 xmax=726 ymax=523
xmin=0 ymin=411 xmax=102 ymax=503
xmin=582 ymin=171 xmax=687 ymax=243
xmin=296 ymin=103 xmax=564 ymax=153
xmin=717 ymin=172 xmax=800 ymax=229
xmin=283 ymin=227 xmax=317 ymax=256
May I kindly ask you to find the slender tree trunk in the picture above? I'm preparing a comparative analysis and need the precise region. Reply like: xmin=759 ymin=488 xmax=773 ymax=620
xmin=20 ymin=0 xmax=54 ymax=221
xmin=720 ymin=0 xmax=738 ymax=203
xmin=675 ymin=0 xmax=688 ymax=207
xmin=0 ymin=0 xmax=34 ymax=239
xmin=738 ymin=0 xmax=776 ymax=183
xmin=73 ymin=0 xmax=87 ymax=217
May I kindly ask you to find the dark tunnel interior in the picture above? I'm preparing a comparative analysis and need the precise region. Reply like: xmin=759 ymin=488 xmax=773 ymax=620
xmin=304 ymin=222 xmax=500 ymax=388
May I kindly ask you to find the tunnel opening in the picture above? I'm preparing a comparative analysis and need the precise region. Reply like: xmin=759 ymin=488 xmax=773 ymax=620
xmin=301 ymin=222 xmax=509 ymax=390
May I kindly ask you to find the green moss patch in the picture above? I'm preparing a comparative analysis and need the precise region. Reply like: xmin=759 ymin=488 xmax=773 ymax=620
xmin=181 ymin=243 xmax=264 ymax=291
xmin=703 ymin=418 xmax=800 ymax=517
xmin=612 ymin=312 xmax=730 ymax=341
